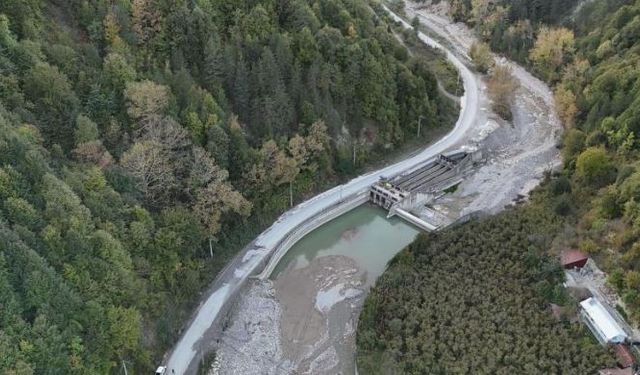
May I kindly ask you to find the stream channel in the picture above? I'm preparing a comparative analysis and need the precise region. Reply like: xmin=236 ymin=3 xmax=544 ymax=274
xmin=265 ymin=204 xmax=420 ymax=374
xmin=271 ymin=204 xmax=419 ymax=284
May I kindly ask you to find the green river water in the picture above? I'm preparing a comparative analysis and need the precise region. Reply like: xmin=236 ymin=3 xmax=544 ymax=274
xmin=271 ymin=204 xmax=420 ymax=285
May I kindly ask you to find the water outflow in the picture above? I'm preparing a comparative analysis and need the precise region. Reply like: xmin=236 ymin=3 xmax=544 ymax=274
xmin=270 ymin=205 xmax=420 ymax=286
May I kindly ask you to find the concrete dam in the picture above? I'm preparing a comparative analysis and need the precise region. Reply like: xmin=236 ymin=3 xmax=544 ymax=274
xmin=257 ymin=150 xmax=478 ymax=280
xmin=369 ymin=151 xmax=476 ymax=231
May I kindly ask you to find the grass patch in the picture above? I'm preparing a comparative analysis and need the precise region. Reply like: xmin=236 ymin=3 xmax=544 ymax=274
xmin=616 ymin=304 xmax=629 ymax=320
xmin=444 ymin=183 xmax=459 ymax=194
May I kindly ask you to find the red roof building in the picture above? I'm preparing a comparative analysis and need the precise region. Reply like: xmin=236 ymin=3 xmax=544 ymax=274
xmin=615 ymin=344 xmax=636 ymax=368
xmin=561 ymin=249 xmax=589 ymax=269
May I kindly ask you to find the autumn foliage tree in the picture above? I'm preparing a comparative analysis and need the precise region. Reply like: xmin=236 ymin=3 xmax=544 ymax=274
xmin=529 ymin=27 xmax=575 ymax=82
xmin=469 ymin=41 xmax=493 ymax=73
xmin=487 ymin=65 xmax=519 ymax=120
xmin=554 ymin=86 xmax=578 ymax=128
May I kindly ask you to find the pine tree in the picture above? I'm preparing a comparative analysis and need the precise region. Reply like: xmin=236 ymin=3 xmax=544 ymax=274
xmin=204 ymin=35 xmax=224 ymax=90
xmin=233 ymin=55 xmax=250 ymax=122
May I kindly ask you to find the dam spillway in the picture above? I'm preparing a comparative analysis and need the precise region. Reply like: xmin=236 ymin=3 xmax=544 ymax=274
xmin=369 ymin=151 xmax=475 ymax=231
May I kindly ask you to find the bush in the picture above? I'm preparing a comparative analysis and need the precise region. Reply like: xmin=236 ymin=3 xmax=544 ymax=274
xmin=554 ymin=194 xmax=572 ymax=216
xmin=562 ymin=129 xmax=585 ymax=163
xmin=619 ymin=170 xmax=640 ymax=202
xmin=580 ymin=239 xmax=599 ymax=254
xmin=470 ymin=42 xmax=493 ymax=73
xmin=575 ymin=147 xmax=615 ymax=187
xmin=616 ymin=304 xmax=629 ymax=320
xmin=599 ymin=186 xmax=622 ymax=219
xmin=487 ymin=65 xmax=519 ymax=120
xmin=550 ymin=175 xmax=572 ymax=195
xmin=616 ymin=165 xmax=636 ymax=185
xmin=608 ymin=269 xmax=626 ymax=291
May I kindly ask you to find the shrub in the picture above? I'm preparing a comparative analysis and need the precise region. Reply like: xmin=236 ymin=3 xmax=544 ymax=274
xmin=575 ymin=147 xmax=615 ymax=187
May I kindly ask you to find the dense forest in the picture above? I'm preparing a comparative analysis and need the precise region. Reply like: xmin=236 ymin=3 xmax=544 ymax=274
xmin=0 ymin=0 xmax=458 ymax=373
xmin=435 ymin=0 xmax=640 ymax=324
xmin=357 ymin=195 xmax=615 ymax=374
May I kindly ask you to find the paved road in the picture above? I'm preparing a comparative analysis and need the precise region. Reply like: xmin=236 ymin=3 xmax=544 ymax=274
xmin=164 ymin=7 xmax=480 ymax=375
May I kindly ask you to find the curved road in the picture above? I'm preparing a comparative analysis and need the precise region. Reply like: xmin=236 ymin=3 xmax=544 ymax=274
xmin=164 ymin=7 xmax=480 ymax=374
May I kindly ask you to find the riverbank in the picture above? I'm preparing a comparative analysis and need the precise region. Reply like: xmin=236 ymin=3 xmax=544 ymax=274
xmin=217 ymin=205 xmax=420 ymax=374
xmin=164 ymin=2 xmax=480 ymax=371
xmin=211 ymin=2 xmax=561 ymax=374
xmin=401 ymin=2 xmax=562 ymax=216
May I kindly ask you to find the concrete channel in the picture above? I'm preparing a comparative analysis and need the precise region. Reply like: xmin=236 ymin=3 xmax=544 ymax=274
xmin=256 ymin=193 xmax=370 ymax=280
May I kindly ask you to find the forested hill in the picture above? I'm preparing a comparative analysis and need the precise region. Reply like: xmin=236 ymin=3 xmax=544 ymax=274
xmin=436 ymin=0 xmax=640 ymax=325
xmin=0 ymin=0 xmax=453 ymax=373
xmin=357 ymin=199 xmax=615 ymax=374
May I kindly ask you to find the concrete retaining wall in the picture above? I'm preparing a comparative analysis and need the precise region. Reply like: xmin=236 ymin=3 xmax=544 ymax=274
xmin=257 ymin=192 xmax=370 ymax=279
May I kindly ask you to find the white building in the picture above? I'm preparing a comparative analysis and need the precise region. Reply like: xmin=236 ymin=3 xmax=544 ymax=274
xmin=580 ymin=297 xmax=627 ymax=344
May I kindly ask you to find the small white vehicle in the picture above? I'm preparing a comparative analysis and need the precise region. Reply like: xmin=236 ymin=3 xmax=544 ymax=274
xmin=155 ymin=366 xmax=167 ymax=375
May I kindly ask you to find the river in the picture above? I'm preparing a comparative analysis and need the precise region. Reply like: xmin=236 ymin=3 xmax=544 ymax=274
xmin=270 ymin=205 xmax=419 ymax=284
xmin=269 ymin=205 xmax=420 ymax=373
xmin=219 ymin=205 xmax=421 ymax=374
xmin=168 ymin=1 xmax=562 ymax=372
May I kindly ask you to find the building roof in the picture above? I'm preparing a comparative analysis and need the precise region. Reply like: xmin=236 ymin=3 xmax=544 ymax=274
xmin=561 ymin=249 xmax=588 ymax=267
xmin=615 ymin=344 xmax=636 ymax=368
xmin=581 ymin=297 xmax=628 ymax=344
xmin=599 ymin=368 xmax=633 ymax=375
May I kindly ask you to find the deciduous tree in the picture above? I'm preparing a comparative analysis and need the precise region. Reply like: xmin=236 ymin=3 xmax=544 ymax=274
xmin=554 ymin=86 xmax=577 ymax=128
xmin=487 ymin=65 xmax=519 ymax=120
xmin=470 ymin=42 xmax=493 ymax=73
xmin=530 ymin=27 xmax=575 ymax=82
xmin=121 ymin=141 xmax=175 ymax=204
xmin=575 ymin=147 xmax=614 ymax=187
xmin=124 ymin=80 xmax=170 ymax=127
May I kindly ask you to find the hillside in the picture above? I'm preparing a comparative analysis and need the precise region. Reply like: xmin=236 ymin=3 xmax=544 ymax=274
xmin=0 ymin=0 xmax=455 ymax=372
xmin=357 ymin=0 xmax=640 ymax=372
xmin=435 ymin=0 xmax=640 ymax=325
xmin=357 ymin=195 xmax=615 ymax=373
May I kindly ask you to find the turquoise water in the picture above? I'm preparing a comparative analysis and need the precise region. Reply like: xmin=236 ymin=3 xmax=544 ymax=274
xmin=270 ymin=205 xmax=420 ymax=285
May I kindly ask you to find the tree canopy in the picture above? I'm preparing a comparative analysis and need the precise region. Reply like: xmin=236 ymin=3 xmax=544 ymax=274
xmin=357 ymin=204 xmax=615 ymax=374
xmin=0 ymin=0 xmax=456 ymax=372
xmin=385 ymin=0 xmax=640 ymax=366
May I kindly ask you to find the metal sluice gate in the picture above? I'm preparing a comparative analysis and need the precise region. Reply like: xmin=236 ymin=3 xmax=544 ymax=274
xmin=369 ymin=151 xmax=475 ymax=231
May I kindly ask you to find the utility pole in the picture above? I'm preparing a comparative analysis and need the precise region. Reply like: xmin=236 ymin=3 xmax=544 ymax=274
xmin=352 ymin=141 xmax=357 ymax=166
xmin=122 ymin=360 xmax=128 ymax=375
xmin=289 ymin=181 xmax=293 ymax=207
